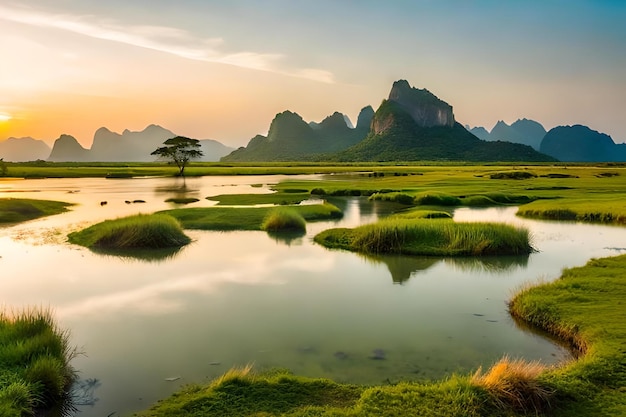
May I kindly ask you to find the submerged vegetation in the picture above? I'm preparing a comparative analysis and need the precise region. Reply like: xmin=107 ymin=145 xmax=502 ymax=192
xmin=0 ymin=308 xmax=75 ymax=416
xmin=0 ymin=198 xmax=71 ymax=224
xmin=314 ymin=219 xmax=533 ymax=257
xmin=68 ymin=213 xmax=191 ymax=250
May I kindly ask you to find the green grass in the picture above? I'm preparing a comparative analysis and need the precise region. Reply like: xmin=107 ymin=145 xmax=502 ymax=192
xmin=508 ymin=254 xmax=626 ymax=416
xmin=0 ymin=198 xmax=72 ymax=224
xmin=0 ymin=308 xmax=75 ymax=416
xmin=314 ymin=218 xmax=533 ymax=257
xmin=68 ymin=213 xmax=191 ymax=249
xmin=261 ymin=208 xmax=307 ymax=233
xmin=207 ymin=192 xmax=311 ymax=206
xmin=160 ymin=202 xmax=342 ymax=231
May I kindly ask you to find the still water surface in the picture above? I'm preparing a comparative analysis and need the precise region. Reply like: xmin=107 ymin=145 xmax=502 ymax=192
xmin=0 ymin=176 xmax=624 ymax=416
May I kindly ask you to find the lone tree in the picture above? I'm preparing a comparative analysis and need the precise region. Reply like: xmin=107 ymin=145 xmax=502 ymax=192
xmin=0 ymin=158 xmax=7 ymax=176
xmin=151 ymin=136 xmax=203 ymax=176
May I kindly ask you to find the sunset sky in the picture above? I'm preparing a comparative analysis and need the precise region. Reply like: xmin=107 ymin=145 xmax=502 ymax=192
xmin=1 ymin=0 xmax=625 ymax=148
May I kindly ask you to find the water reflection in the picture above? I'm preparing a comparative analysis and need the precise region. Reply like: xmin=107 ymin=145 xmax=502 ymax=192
xmin=266 ymin=230 xmax=306 ymax=246
xmin=88 ymin=245 xmax=187 ymax=262
xmin=153 ymin=177 xmax=201 ymax=198
xmin=360 ymin=253 xmax=530 ymax=283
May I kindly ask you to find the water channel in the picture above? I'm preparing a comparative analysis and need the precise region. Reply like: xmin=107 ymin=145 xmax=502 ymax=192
xmin=0 ymin=175 xmax=624 ymax=416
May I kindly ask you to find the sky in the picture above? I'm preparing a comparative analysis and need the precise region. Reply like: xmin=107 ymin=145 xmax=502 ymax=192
xmin=0 ymin=0 xmax=625 ymax=148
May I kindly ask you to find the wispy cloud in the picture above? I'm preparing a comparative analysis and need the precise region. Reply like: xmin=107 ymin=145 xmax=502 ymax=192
xmin=0 ymin=4 xmax=334 ymax=83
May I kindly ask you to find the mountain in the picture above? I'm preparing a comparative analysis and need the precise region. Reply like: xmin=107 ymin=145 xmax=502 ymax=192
xmin=466 ymin=126 xmax=491 ymax=141
xmin=488 ymin=119 xmax=546 ymax=150
xmin=540 ymin=125 xmax=626 ymax=162
xmin=198 ymin=139 xmax=237 ymax=161
xmin=221 ymin=107 xmax=372 ymax=162
xmin=335 ymin=80 xmax=555 ymax=162
xmin=48 ymin=135 xmax=90 ymax=162
xmin=0 ymin=137 xmax=51 ymax=162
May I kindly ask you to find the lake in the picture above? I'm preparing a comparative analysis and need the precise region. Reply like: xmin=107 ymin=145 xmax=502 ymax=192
xmin=1 ymin=175 xmax=624 ymax=416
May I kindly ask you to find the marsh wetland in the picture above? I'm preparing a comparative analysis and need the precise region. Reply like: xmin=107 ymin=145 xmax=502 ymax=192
xmin=0 ymin=165 xmax=625 ymax=416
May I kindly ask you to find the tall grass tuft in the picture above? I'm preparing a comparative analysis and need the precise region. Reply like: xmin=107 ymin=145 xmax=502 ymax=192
xmin=68 ymin=214 xmax=191 ymax=249
xmin=0 ymin=308 xmax=75 ymax=415
xmin=261 ymin=208 xmax=306 ymax=233
xmin=471 ymin=356 xmax=552 ymax=413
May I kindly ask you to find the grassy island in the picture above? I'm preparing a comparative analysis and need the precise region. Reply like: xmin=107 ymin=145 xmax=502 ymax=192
xmin=160 ymin=202 xmax=342 ymax=231
xmin=0 ymin=308 xmax=75 ymax=416
xmin=314 ymin=218 xmax=533 ymax=257
xmin=136 ymin=254 xmax=626 ymax=416
xmin=0 ymin=198 xmax=71 ymax=224
xmin=68 ymin=213 xmax=191 ymax=249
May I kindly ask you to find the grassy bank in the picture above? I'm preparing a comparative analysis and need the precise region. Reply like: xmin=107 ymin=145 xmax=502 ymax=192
xmin=508 ymin=254 xmax=626 ymax=415
xmin=314 ymin=218 xmax=533 ymax=256
xmin=137 ymin=253 xmax=626 ymax=416
xmin=0 ymin=198 xmax=72 ymax=224
xmin=160 ymin=202 xmax=342 ymax=231
xmin=68 ymin=213 xmax=191 ymax=249
xmin=517 ymin=198 xmax=626 ymax=224
xmin=0 ymin=308 xmax=75 ymax=416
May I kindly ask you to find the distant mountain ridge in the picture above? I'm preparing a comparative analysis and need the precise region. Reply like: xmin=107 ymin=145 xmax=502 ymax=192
xmin=45 ymin=125 xmax=234 ymax=162
xmin=221 ymin=81 xmax=555 ymax=163
xmin=467 ymin=119 xmax=547 ymax=150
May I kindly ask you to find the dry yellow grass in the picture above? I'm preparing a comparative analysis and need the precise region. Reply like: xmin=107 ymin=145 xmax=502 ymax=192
xmin=471 ymin=356 xmax=553 ymax=412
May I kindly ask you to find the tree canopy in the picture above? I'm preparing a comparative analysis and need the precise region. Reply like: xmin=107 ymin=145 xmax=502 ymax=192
xmin=151 ymin=136 xmax=203 ymax=176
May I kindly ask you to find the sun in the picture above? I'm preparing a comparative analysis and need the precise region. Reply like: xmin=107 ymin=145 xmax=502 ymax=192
xmin=0 ymin=113 xmax=11 ymax=122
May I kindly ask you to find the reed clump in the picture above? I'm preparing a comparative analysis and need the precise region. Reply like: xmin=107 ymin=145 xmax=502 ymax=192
xmin=261 ymin=207 xmax=306 ymax=233
xmin=68 ymin=213 xmax=191 ymax=249
xmin=471 ymin=356 xmax=552 ymax=413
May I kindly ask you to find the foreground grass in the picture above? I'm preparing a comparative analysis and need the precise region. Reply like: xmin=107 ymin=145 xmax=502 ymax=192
xmin=0 ymin=308 xmax=75 ymax=416
xmin=508 ymin=254 xmax=626 ymax=415
xmin=138 ymin=253 xmax=626 ymax=417
xmin=314 ymin=218 xmax=533 ymax=256
xmin=160 ymin=202 xmax=342 ymax=231
xmin=68 ymin=213 xmax=191 ymax=249
xmin=0 ymin=198 xmax=71 ymax=224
